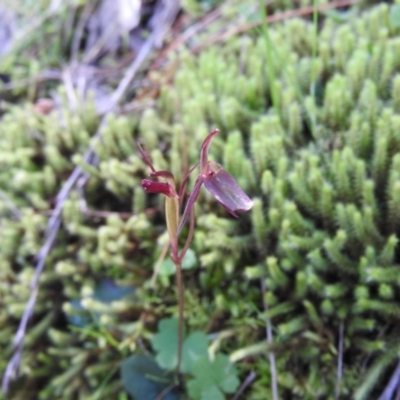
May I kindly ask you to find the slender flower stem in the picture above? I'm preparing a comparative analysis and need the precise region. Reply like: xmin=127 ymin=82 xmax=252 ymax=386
xmin=175 ymin=256 xmax=184 ymax=375
xmin=139 ymin=129 xmax=254 ymax=379
xmin=174 ymin=209 xmax=195 ymax=375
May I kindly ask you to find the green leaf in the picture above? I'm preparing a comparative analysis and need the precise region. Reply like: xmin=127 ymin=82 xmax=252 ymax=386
xmin=159 ymin=249 xmax=197 ymax=276
xmin=158 ymin=257 xmax=175 ymax=276
xmin=152 ymin=318 xmax=208 ymax=373
xmin=200 ymin=386 xmax=225 ymax=400
xmin=120 ymin=355 xmax=181 ymax=400
xmin=151 ymin=318 xmax=181 ymax=370
xmin=390 ymin=5 xmax=400 ymax=28
xmin=181 ymin=249 xmax=197 ymax=269
xmin=181 ymin=332 xmax=209 ymax=373
xmin=187 ymin=354 xmax=240 ymax=400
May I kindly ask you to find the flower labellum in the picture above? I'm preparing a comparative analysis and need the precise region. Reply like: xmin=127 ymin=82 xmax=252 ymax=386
xmin=141 ymin=170 xmax=178 ymax=199
xmin=141 ymin=179 xmax=177 ymax=198
xmin=202 ymin=161 xmax=254 ymax=216
xmin=138 ymin=145 xmax=180 ymax=251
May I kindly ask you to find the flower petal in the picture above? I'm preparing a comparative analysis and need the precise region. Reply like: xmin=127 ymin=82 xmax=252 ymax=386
xmin=141 ymin=180 xmax=177 ymax=198
xmin=149 ymin=170 xmax=176 ymax=190
xmin=202 ymin=165 xmax=253 ymax=216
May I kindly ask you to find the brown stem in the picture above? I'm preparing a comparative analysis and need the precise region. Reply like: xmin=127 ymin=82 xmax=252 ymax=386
xmin=174 ymin=256 xmax=184 ymax=375
xmin=174 ymin=208 xmax=195 ymax=374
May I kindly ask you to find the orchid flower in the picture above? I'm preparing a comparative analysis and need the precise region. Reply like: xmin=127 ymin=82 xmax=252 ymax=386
xmin=139 ymin=129 xmax=253 ymax=244
xmin=139 ymin=129 xmax=253 ymax=374
xmin=178 ymin=129 xmax=254 ymax=233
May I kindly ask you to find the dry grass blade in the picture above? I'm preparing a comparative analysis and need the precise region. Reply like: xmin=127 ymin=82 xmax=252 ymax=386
xmin=192 ymin=0 xmax=363 ymax=53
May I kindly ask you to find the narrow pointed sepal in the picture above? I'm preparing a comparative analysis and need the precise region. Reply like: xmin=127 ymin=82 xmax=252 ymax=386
xmin=178 ymin=177 xmax=204 ymax=234
xmin=200 ymin=129 xmax=219 ymax=171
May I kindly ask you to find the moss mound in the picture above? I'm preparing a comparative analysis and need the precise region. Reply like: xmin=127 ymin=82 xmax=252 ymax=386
xmin=2 ymin=2 xmax=400 ymax=399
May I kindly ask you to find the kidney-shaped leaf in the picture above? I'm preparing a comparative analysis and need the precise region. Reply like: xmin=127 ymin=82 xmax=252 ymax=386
xmin=151 ymin=318 xmax=181 ymax=371
xmin=152 ymin=318 xmax=208 ymax=374
xmin=187 ymin=354 xmax=240 ymax=400
xmin=159 ymin=249 xmax=198 ymax=276
xmin=121 ymin=354 xmax=181 ymax=400
xmin=181 ymin=331 xmax=209 ymax=374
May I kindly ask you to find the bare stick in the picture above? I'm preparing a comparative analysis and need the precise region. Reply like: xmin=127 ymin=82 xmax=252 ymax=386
xmin=378 ymin=360 xmax=400 ymax=400
xmin=232 ymin=371 xmax=257 ymax=400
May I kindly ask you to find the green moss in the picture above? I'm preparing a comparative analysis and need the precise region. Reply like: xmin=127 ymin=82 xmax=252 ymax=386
xmin=3 ymin=1 xmax=400 ymax=399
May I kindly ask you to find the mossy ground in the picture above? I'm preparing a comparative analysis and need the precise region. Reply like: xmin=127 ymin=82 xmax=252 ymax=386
xmin=1 ymin=1 xmax=400 ymax=399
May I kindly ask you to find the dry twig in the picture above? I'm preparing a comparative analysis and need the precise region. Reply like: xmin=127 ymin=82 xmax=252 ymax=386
xmin=232 ymin=371 xmax=257 ymax=400
xmin=378 ymin=361 xmax=400 ymax=400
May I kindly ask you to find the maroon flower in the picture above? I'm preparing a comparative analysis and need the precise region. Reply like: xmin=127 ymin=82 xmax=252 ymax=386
xmin=141 ymin=180 xmax=177 ymax=198
xmin=178 ymin=129 xmax=253 ymax=232
xmin=139 ymin=130 xmax=253 ymax=237
xmin=138 ymin=145 xmax=180 ymax=252
xmin=141 ymin=170 xmax=178 ymax=198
